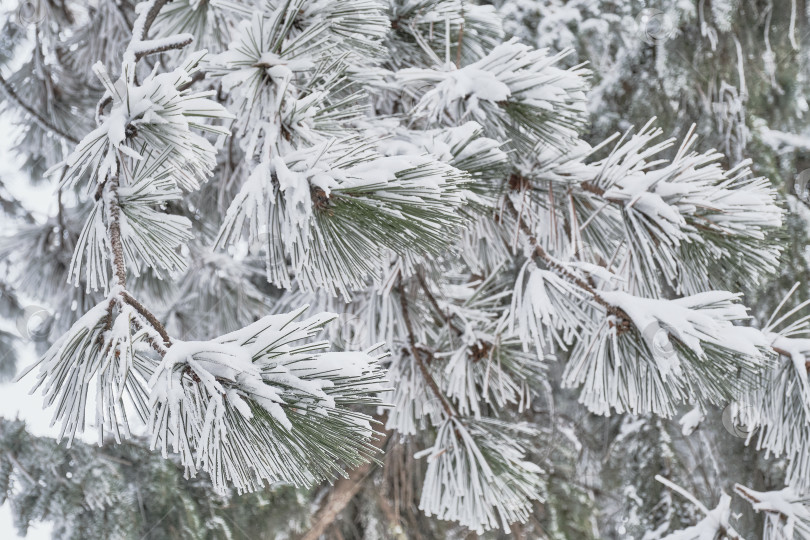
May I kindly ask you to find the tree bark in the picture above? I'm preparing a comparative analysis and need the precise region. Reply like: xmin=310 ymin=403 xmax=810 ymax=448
xmin=298 ymin=418 xmax=390 ymax=540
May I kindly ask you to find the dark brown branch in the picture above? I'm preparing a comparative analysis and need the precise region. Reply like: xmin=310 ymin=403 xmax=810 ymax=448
xmin=130 ymin=316 xmax=169 ymax=357
xmin=105 ymin=174 xmax=128 ymax=288
xmin=299 ymin=464 xmax=371 ymax=540
xmin=94 ymin=178 xmax=108 ymax=201
xmin=56 ymin=187 xmax=65 ymax=234
xmin=0 ymin=73 xmax=79 ymax=144
xmin=415 ymin=270 xmax=463 ymax=336
xmin=177 ymin=70 xmax=206 ymax=92
xmin=733 ymin=483 xmax=788 ymax=530
xmin=140 ymin=0 xmax=174 ymax=39
xmin=134 ymin=35 xmax=194 ymax=62
xmin=505 ymin=196 xmax=631 ymax=325
xmin=105 ymin=170 xmax=171 ymax=355
xmin=96 ymin=96 xmax=113 ymax=125
xmin=580 ymin=181 xmax=606 ymax=197
xmin=397 ymin=278 xmax=457 ymax=419
xmin=121 ymin=291 xmax=171 ymax=346
xmin=298 ymin=418 xmax=390 ymax=540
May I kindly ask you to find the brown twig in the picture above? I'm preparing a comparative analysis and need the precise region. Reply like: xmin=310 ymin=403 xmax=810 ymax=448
xmin=415 ymin=270 xmax=463 ymax=336
xmin=298 ymin=417 xmax=390 ymax=540
xmin=134 ymin=35 xmax=194 ymax=62
xmin=140 ymin=0 xmax=174 ymax=39
xmin=121 ymin=291 xmax=171 ymax=346
xmin=580 ymin=181 xmax=606 ymax=197
xmin=772 ymin=344 xmax=810 ymax=370
xmin=0 ymin=72 xmax=79 ymax=144
xmin=105 ymin=168 xmax=171 ymax=354
xmin=397 ymin=277 xmax=457 ymax=419
xmin=104 ymin=174 xmax=128 ymax=288
xmin=504 ymin=196 xmax=631 ymax=325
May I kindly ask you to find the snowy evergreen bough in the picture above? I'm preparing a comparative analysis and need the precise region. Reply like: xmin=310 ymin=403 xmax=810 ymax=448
xmin=2 ymin=0 xmax=810 ymax=538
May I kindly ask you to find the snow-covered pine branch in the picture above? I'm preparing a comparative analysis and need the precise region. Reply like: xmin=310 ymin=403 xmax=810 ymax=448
xmin=70 ymin=149 xmax=193 ymax=292
xmin=397 ymin=38 xmax=589 ymax=152
xmin=654 ymin=476 xmax=743 ymax=540
xmin=735 ymin=484 xmax=810 ymax=540
xmin=17 ymin=0 xmax=391 ymax=501
xmin=215 ymin=139 xmax=471 ymax=299
xmin=18 ymin=291 xmax=157 ymax=447
xmin=148 ymin=307 xmax=387 ymax=493
xmin=416 ymin=418 xmax=543 ymax=533
xmin=564 ymin=290 xmax=772 ymax=417
xmin=731 ymin=286 xmax=810 ymax=493
xmin=1 ymin=0 xmax=803 ymax=536
xmin=579 ymin=121 xmax=782 ymax=297
xmin=61 ymin=50 xmax=231 ymax=193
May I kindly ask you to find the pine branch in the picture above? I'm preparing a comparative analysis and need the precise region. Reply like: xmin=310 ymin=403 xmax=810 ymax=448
xmin=120 ymin=291 xmax=170 ymax=347
xmin=415 ymin=270 xmax=463 ymax=336
xmin=504 ymin=195 xmax=630 ymax=325
xmin=103 ymin=168 xmax=170 ymax=352
xmin=104 ymin=173 xmax=128 ymax=288
xmin=300 ymin=467 xmax=373 ymax=540
xmin=299 ymin=417 xmax=391 ymax=540
xmin=397 ymin=277 xmax=457 ymax=419
xmin=772 ymin=344 xmax=810 ymax=370
xmin=134 ymin=34 xmax=194 ymax=62
xmin=133 ymin=0 xmax=175 ymax=44
xmin=0 ymin=72 xmax=79 ymax=144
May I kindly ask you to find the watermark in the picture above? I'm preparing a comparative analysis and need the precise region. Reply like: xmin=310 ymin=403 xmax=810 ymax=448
xmin=641 ymin=322 xmax=676 ymax=363
xmin=16 ymin=0 xmax=46 ymax=26
xmin=635 ymin=9 xmax=676 ymax=45
xmin=721 ymin=402 xmax=756 ymax=438
xmin=15 ymin=305 xmax=53 ymax=343
xmin=570 ymin=240 xmax=598 ymax=263
xmin=795 ymin=169 xmax=810 ymax=201
xmin=330 ymin=313 xmax=370 ymax=351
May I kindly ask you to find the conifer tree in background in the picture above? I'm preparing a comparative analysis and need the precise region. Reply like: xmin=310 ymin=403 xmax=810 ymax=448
xmin=0 ymin=1 xmax=808 ymax=539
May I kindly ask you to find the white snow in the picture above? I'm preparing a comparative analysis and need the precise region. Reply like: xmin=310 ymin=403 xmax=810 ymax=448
xmin=679 ymin=406 xmax=704 ymax=436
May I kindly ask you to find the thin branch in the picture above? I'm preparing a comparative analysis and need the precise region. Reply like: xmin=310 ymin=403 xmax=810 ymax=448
xmin=93 ymin=0 xmax=180 ymax=361
xmin=771 ymin=344 xmax=810 ymax=370
xmin=0 ymin=73 xmax=79 ymax=144
xmin=138 ymin=0 xmax=174 ymax=41
xmin=121 ymin=291 xmax=171 ymax=346
xmin=455 ymin=20 xmax=465 ymax=68
xmin=177 ymin=70 xmax=206 ymax=92
xmin=298 ymin=419 xmax=390 ymax=540
xmin=104 ymin=174 xmax=128 ymax=288
xmin=56 ymin=187 xmax=65 ymax=235
xmin=96 ymin=96 xmax=113 ymax=126
xmin=415 ymin=270 xmax=463 ymax=336
xmin=5 ymin=452 xmax=36 ymax=485
xmin=130 ymin=315 xmax=169 ymax=357
xmin=733 ymin=483 xmax=803 ymax=529
xmin=655 ymin=475 xmax=710 ymax=514
xmin=105 ymin=167 xmax=171 ymax=354
xmin=580 ymin=181 xmax=607 ymax=198
xmin=134 ymin=34 xmax=194 ymax=62
xmin=504 ymin=196 xmax=631 ymax=324
xmin=300 ymin=465 xmax=371 ymax=540
xmin=397 ymin=277 xmax=457 ymax=419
